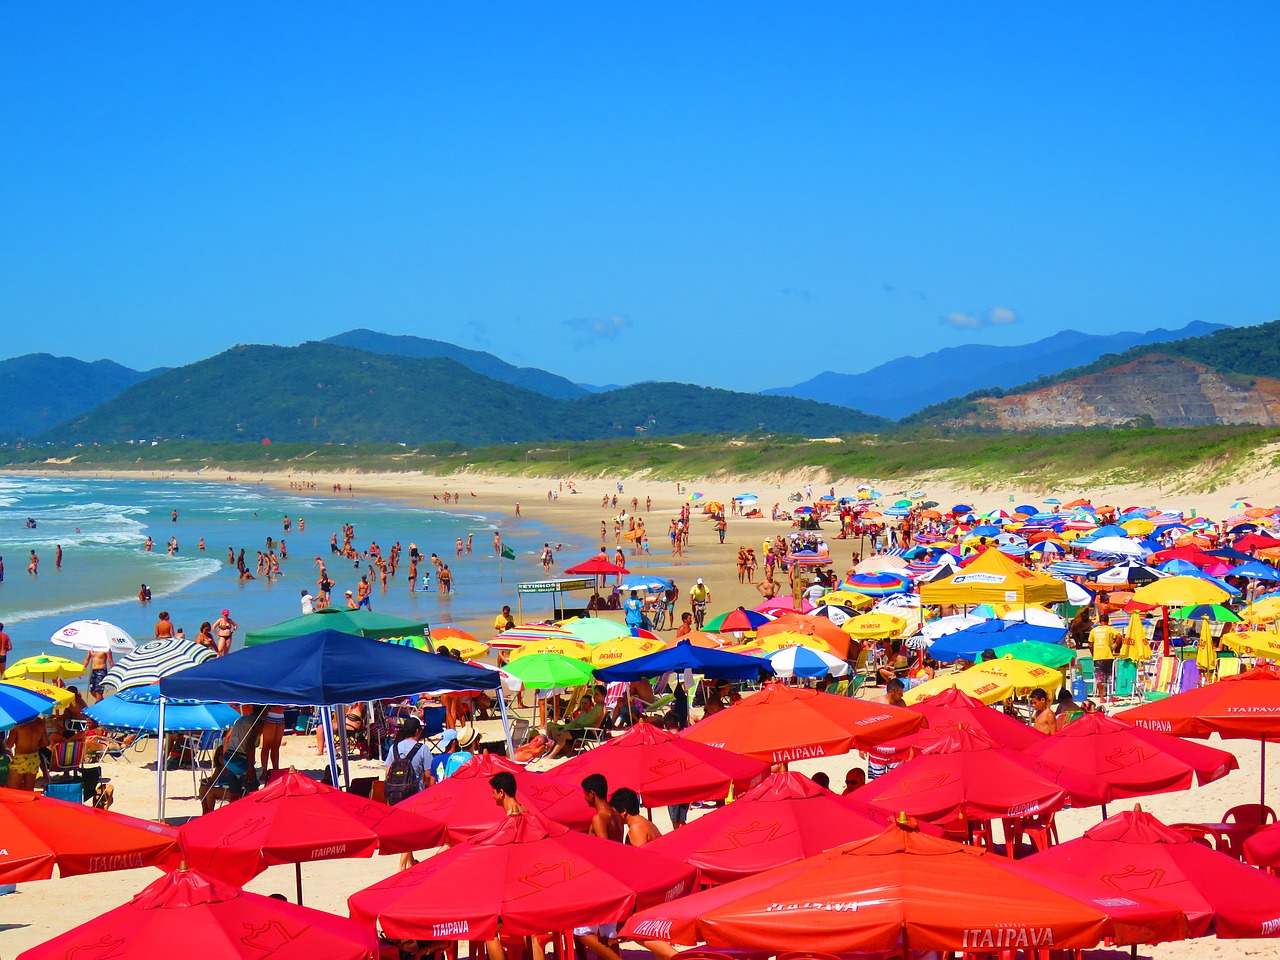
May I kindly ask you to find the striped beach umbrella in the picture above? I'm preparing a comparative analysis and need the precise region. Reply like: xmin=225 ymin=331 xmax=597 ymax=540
xmin=766 ymin=647 xmax=849 ymax=679
xmin=489 ymin=624 xmax=577 ymax=651
xmin=0 ymin=684 xmax=58 ymax=728
xmin=101 ymin=637 xmax=216 ymax=693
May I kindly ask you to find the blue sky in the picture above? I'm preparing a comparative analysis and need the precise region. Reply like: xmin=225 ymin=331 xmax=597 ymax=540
xmin=2 ymin=3 xmax=1277 ymax=390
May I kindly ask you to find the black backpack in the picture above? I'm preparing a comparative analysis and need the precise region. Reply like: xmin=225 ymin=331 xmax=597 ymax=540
xmin=384 ymin=740 xmax=425 ymax=805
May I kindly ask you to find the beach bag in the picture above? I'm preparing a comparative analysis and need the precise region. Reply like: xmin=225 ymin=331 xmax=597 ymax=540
xmin=384 ymin=741 xmax=424 ymax=805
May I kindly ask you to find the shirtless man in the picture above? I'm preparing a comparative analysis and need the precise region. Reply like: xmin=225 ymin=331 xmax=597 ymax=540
xmin=1031 ymin=688 xmax=1056 ymax=736
xmin=213 ymin=609 xmax=238 ymax=656
xmin=84 ymin=649 xmax=114 ymax=701
xmin=27 ymin=549 xmax=38 ymax=575
xmin=490 ymin=771 xmax=526 ymax=815
xmin=756 ymin=574 xmax=780 ymax=599
xmin=7 ymin=717 xmax=48 ymax=789
xmin=582 ymin=774 xmax=624 ymax=842
xmin=609 ymin=787 xmax=661 ymax=846
xmin=356 ymin=576 xmax=373 ymax=609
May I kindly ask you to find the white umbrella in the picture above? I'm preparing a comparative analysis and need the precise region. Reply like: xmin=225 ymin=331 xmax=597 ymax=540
xmin=920 ymin=614 xmax=986 ymax=642
xmin=50 ymin=619 xmax=137 ymax=654
xmin=1003 ymin=608 xmax=1067 ymax=630
xmin=765 ymin=646 xmax=849 ymax=679
xmin=1086 ymin=536 xmax=1149 ymax=558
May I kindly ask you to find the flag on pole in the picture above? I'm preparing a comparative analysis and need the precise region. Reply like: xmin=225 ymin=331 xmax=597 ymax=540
xmin=501 ymin=545 xmax=516 ymax=560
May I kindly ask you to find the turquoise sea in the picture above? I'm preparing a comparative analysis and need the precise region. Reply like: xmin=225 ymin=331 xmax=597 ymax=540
xmin=0 ymin=475 xmax=570 ymax=665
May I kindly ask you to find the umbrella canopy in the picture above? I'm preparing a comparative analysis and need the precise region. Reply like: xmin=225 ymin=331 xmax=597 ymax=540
xmin=904 ymin=656 xmax=1064 ymax=706
xmin=1132 ymin=575 xmax=1231 ymax=608
xmin=841 ymin=572 xmax=912 ymax=597
xmin=563 ymin=556 xmax=630 ymax=576
xmin=0 ymin=684 xmax=58 ymax=730
xmin=1220 ymin=630 xmax=1280 ymax=660
xmin=243 ymin=608 xmax=429 ymax=646
xmin=0 ymin=786 xmax=179 ymax=883
xmin=503 ymin=652 xmax=597 ymax=689
xmin=18 ymin=866 xmax=378 ymax=960
xmin=621 ymin=819 xmax=1186 ymax=954
xmin=683 ymin=682 xmax=923 ymax=764
xmin=85 ymin=684 xmax=240 ymax=732
xmin=1245 ymin=822 xmax=1280 ymax=870
xmin=765 ymin=646 xmax=849 ymax=678
xmin=1025 ymin=712 xmax=1238 ymax=807
xmin=1 ymin=678 xmax=73 ymax=707
xmin=101 ymin=636 xmax=216 ymax=692
xmin=347 ymin=813 xmax=695 ymax=941
xmin=1030 ymin=807 xmax=1280 ymax=939
xmin=861 ymin=726 xmax=1068 ymax=822
xmin=642 ymin=772 xmax=889 ymax=885
xmin=1173 ymin=603 xmax=1240 ymax=622
xmin=557 ymin=722 xmax=768 ymax=806
xmin=161 ymin=629 xmax=501 ymax=705
xmin=1118 ymin=665 xmax=1280 ymax=740
xmin=507 ymin=636 xmax=590 ymax=661
xmin=990 ymin=639 xmax=1076 ymax=669
xmin=618 ymin=576 xmax=673 ymax=593
xmin=49 ymin=619 xmax=136 ymax=654
xmin=180 ymin=770 xmax=446 ymax=887
xmin=757 ymin=613 xmax=851 ymax=657
xmin=704 ymin=608 xmax=773 ymax=632
xmin=392 ymin=754 xmax=592 ymax=843
xmin=594 ymin=638 xmax=770 ymax=682
xmin=588 ymin=636 xmax=666 ymax=667
xmin=562 ymin=618 xmax=634 ymax=645
xmin=489 ymin=623 xmax=578 ymax=651
xmin=842 ymin=612 xmax=908 ymax=639
xmin=2 ymin=653 xmax=84 ymax=681
xmin=927 ymin=620 xmax=1067 ymax=664
xmin=868 ymin=688 xmax=1046 ymax=764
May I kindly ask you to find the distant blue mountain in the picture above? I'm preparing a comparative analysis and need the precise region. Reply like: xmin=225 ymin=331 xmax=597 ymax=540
xmin=763 ymin=321 xmax=1227 ymax=419
xmin=0 ymin=353 xmax=160 ymax=439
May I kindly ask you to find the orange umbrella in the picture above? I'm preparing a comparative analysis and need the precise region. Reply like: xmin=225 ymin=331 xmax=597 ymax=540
xmin=683 ymin=682 xmax=923 ymax=764
xmin=431 ymin=626 xmax=479 ymax=645
xmin=0 ymin=786 xmax=180 ymax=883
xmin=758 ymin=613 xmax=851 ymax=658
xmin=621 ymin=819 xmax=1187 ymax=954
xmin=680 ymin=631 xmax=734 ymax=649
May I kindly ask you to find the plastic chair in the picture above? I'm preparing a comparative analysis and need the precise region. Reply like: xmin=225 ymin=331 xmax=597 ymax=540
xmin=1171 ymin=822 xmax=1228 ymax=852
xmin=49 ymin=739 xmax=86 ymax=778
xmin=186 ymin=730 xmax=222 ymax=795
xmin=1112 ymin=659 xmax=1139 ymax=701
xmin=1178 ymin=660 xmax=1202 ymax=693
xmin=1220 ymin=804 xmax=1279 ymax=859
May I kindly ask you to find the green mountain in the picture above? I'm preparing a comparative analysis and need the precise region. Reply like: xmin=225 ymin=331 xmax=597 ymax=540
xmin=0 ymin=353 xmax=158 ymax=440
xmin=322 ymin=329 xmax=588 ymax=399
xmin=905 ymin=317 xmax=1280 ymax=426
xmin=45 ymin=342 xmax=888 ymax=444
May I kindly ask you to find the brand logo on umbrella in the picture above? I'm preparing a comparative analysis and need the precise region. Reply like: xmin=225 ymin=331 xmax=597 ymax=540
xmin=1100 ymin=745 xmax=1155 ymax=771
xmin=519 ymin=858 xmax=581 ymax=890
xmin=648 ymin=757 xmax=690 ymax=778
xmin=240 ymin=919 xmax=302 ymax=953
xmin=962 ymin=928 xmax=1054 ymax=949
xmin=718 ymin=819 xmax=786 ymax=849
xmin=1099 ymin=865 xmax=1172 ymax=892
xmin=629 ymin=919 xmax=672 ymax=939
xmin=432 ymin=921 xmax=470 ymax=937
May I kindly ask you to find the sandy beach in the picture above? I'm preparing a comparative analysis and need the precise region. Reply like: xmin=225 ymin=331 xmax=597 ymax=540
xmin=5 ymin=464 xmax=1280 ymax=958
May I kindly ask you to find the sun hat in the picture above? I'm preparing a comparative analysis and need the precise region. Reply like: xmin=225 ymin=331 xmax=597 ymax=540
xmin=456 ymin=727 xmax=480 ymax=749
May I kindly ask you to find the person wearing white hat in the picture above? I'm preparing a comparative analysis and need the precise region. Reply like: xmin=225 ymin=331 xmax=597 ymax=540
xmin=688 ymin=577 xmax=710 ymax=629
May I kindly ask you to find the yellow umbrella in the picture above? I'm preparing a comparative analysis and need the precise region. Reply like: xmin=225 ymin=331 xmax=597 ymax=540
xmin=432 ymin=637 xmax=491 ymax=660
xmin=820 ymin=590 xmax=875 ymax=609
xmin=3 ymin=654 xmax=84 ymax=681
xmin=588 ymin=636 xmax=665 ymax=667
xmin=1132 ymin=575 xmax=1231 ymax=608
xmin=1220 ymin=630 xmax=1280 ymax=661
xmin=1242 ymin=597 xmax=1280 ymax=623
xmin=842 ymin=612 xmax=908 ymax=639
xmin=0 ymin=678 xmax=74 ymax=707
xmin=1195 ymin=618 xmax=1218 ymax=673
xmin=967 ymin=655 xmax=1063 ymax=697
xmin=1121 ymin=518 xmax=1155 ymax=536
xmin=508 ymin=637 xmax=590 ymax=661
xmin=1120 ymin=615 xmax=1152 ymax=662
xmin=750 ymin=631 xmax=835 ymax=655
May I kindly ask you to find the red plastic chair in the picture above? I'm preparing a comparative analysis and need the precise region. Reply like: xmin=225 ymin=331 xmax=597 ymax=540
xmin=1171 ymin=822 xmax=1228 ymax=852
xmin=1220 ymin=804 xmax=1278 ymax=859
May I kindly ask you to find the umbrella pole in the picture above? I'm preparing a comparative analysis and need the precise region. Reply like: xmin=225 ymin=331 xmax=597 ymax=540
xmin=497 ymin=686 xmax=515 ymax=758
xmin=319 ymin=709 xmax=340 ymax=789
xmin=295 ymin=861 xmax=304 ymax=904
xmin=1263 ymin=739 xmax=1267 ymax=808
xmin=156 ymin=696 xmax=167 ymax=822
xmin=338 ymin=708 xmax=352 ymax=790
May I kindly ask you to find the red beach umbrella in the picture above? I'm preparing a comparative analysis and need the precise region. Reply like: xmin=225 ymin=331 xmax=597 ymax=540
xmin=1025 ymin=710 xmax=1238 ymax=807
xmin=861 ymin=725 xmax=1069 ymax=823
xmin=868 ymin=687 xmax=1046 ymax=764
xmin=390 ymin=753 xmax=592 ymax=843
xmin=564 ymin=556 xmax=630 ymax=576
xmin=642 ymin=771 xmax=890 ymax=885
xmin=1030 ymin=806 xmax=1280 ymax=939
xmin=180 ymin=770 xmax=446 ymax=900
xmin=347 ymin=812 xmax=696 ymax=942
xmin=683 ymin=681 xmax=924 ymax=764
xmin=0 ymin=786 xmax=180 ymax=883
xmin=621 ymin=819 xmax=1186 ymax=955
xmin=17 ymin=866 xmax=378 ymax=960
xmin=1118 ymin=665 xmax=1280 ymax=803
xmin=1244 ymin=822 xmax=1280 ymax=870
xmin=556 ymin=721 xmax=769 ymax=806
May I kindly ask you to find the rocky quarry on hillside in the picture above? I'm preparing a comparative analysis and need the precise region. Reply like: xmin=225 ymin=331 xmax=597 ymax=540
xmin=953 ymin=356 xmax=1280 ymax=429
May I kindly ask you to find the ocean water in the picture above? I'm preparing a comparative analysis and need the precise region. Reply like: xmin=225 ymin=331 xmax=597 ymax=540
xmin=0 ymin=475 xmax=568 ymax=664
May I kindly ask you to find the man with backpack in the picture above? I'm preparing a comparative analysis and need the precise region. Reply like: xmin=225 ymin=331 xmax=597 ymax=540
xmin=383 ymin=717 xmax=431 ymax=868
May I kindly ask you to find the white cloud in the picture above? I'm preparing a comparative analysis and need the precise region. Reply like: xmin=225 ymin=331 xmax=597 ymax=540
xmin=941 ymin=306 xmax=1020 ymax=329
xmin=563 ymin=314 xmax=632 ymax=348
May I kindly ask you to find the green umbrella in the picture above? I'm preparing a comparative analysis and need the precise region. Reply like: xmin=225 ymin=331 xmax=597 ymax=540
xmin=990 ymin=639 xmax=1076 ymax=670
xmin=502 ymin=652 xmax=597 ymax=689
xmin=1171 ymin=604 xmax=1240 ymax=623
xmin=562 ymin=618 xmax=632 ymax=645
xmin=243 ymin=608 xmax=430 ymax=646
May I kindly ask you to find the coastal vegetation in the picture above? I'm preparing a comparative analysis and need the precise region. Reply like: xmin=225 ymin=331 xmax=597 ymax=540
xmin=5 ymin=424 xmax=1278 ymax=494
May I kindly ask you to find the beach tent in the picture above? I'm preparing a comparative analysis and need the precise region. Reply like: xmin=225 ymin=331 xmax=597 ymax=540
xmin=243 ymin=607 xmax=429 ymax=646
xmin=919 ymin=549 xmax=1068 ymax=606
xmin=158 ymin=630 xmax=504 ymax=818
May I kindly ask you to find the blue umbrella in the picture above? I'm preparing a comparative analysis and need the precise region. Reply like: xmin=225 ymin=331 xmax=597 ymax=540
xmin=1014 ymin=504 xmax=1039 ymax=516
xmin=0 ymin=685 xmax=57 ymax=730
xmin=593 ymin=639 xmax=770 ymax=682
xmin=618 ymin=576 xmax=674 ymax=593
xmin=969 ymin=524 xmax=1001 ymax=537
xmin=85 ymin=684 xmax=241 ymax=732
xmin=1227 ymin=561 xmax=1280 ymax=582
xmin=951 ymin=504 xmax=974 ymax=515
xmin=928 ymin=620 xmax=1068 ymax=664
